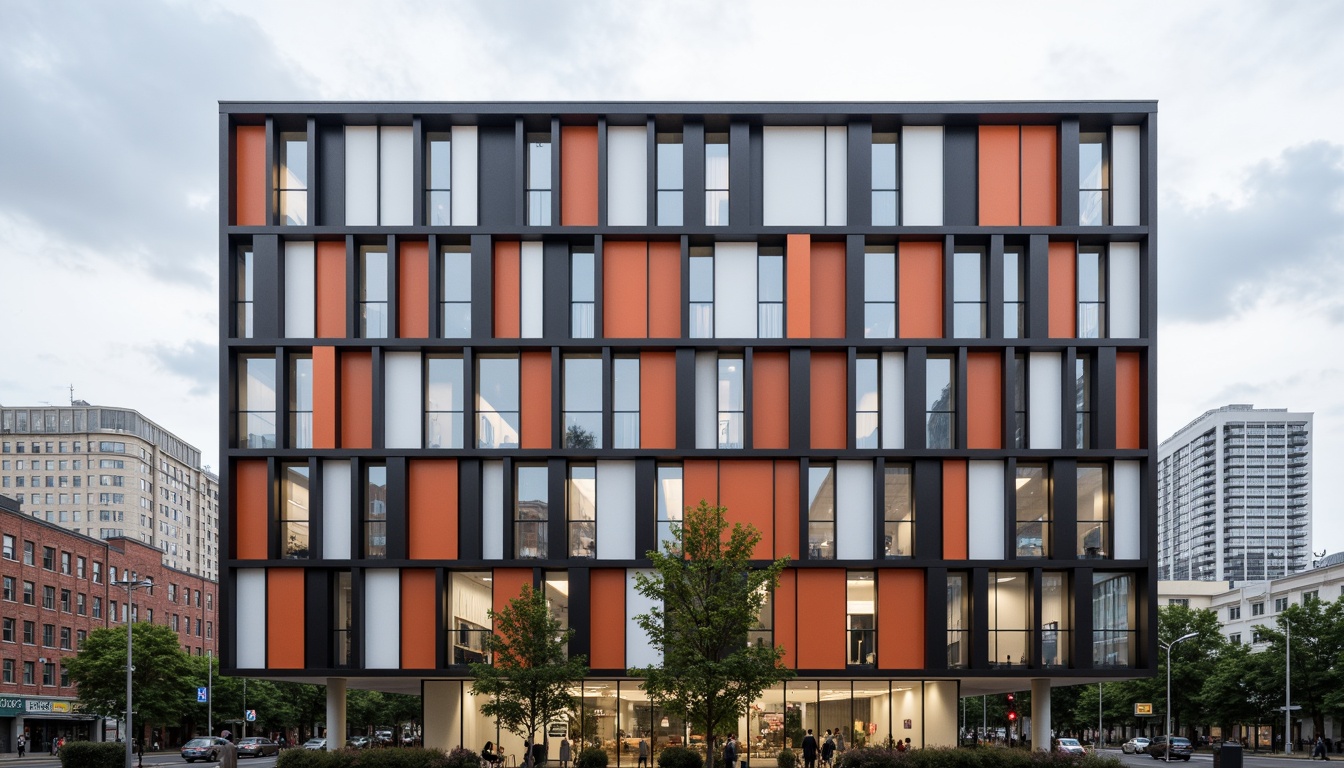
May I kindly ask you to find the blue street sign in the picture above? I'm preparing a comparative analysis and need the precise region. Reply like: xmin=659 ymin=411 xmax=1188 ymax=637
xmin=245 ymin=709 xmax=256 ymax=722
xmin=197 ymin=687 xmax=208 ymax=703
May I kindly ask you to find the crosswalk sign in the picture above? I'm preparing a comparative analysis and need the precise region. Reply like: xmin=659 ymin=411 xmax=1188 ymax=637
xmin=197 ymin=688 xmax=208 ymax=703
xmin=245 ymin=709 xmax=257 ymax=722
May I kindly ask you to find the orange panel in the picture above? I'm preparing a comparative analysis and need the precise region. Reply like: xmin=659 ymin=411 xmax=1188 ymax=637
xmin=978 ymin=126 xmax=1021 ymax=226
xmin=877 ymin=570 xmax=925 ymax=669
xmin=899 ymin=241 xmax=944 ymax=338
xmin=408 ymin=460 xmax=458 ymax=559
xmin=1048 ymin=241 xmax=1077 ymax=338
xmin=560 ymin=126 xmax=599 ymax=226
xmin=340 ymin=351 xmax=373 ymax=449
xmin=603 ymin=241 xmax=648 ymax=338
xmin=1116 ymin=352 xmax=1143 ymax=450
xmin=520 ymin=351 xmax=552 ymax=449
xmin=234 ymin=460 xmax=269 ymax=560
xmin=684 ymin=460 xmax=719 ymax=510
xmin=942 ymin=460 xmax=968 ymax=560
xmin=400 ymin=569 xmax=438 ymax=669
xmin=491 ymin=568 xmax=535 ymax=619
xmin=752 ymin=352 xmax=790 ymax=449
xmin=493 ymin=242 xmax=521 ymax=338
xmin=774 ymin=569 xmax=797 ymax=668
xmin=398 ymin=241 xmax=429 ymax=338
xmin=235 ymin=125 xmax=266 ymax=226
xmin=589 ymin=569 xmax=626 ymax=670
xmin=795 ymin=570 xmax=846 ymax=669
xmin=810 ymin=352 xmax=847 ymax=450
xmin=1021 ymin=126 xmax=1059 ymax=226
xmin=647 ymin=241 xmax=682 ymax=338
xmin=720 ymin=461 xmax=775 ymax=558
xmin=810 ymin=241 xmax=846 ymax=338
xmin=312 ymin=346 xmax=338 ymax=449
xmin=316 ymin=241 xmax=347 ymax=338
xmin=773 ymin=461 xmax=800 ymax=560
xmin=267 ymin=569 xmax=305 ymax=668
xmin=786 ymin=234 xmax=812 ymax=338
xmin=640 ymin=352 xmax=677 ymax=449
xmin=966 ymin=352 xmax=1003 ymax=449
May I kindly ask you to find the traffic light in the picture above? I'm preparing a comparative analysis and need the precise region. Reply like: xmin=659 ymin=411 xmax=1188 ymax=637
xmin=1006 ymin=693 xmax=1018 ymax=722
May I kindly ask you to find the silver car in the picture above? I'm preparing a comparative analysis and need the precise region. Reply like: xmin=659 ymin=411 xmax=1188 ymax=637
xmin=1124 ymin=737 xmax=1151 ymax=754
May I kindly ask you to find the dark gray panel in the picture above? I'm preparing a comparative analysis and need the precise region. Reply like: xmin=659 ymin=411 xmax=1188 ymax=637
xmin=675 ymin=349 xmax=696 ymax=449
xmin=847 ymin=120 xmax=872 ymax=227
xmin=684 ymin=122 xmax=705 ymax=228
xmin=371 ymin=347 xmax=386 ymax=450
xmin=471 ymin=235 xmax=493 ymax=339
xmin=1072 ymin=567 xmax=1094 ymax=668
xmin=904 ymin=347 xmax=927 ymax=449
xmin=970 ymin=568 xmax=989 ymax=670
xmin=458 ymin=460 xmax=482 ymax=560
xmin=730 ymin=122 xmax=752 ymax=227
xmin=478 ymin=126 xmax=518 ymax=228
xmin=845 ymin=236 xmax=865 ymax=341
xmin=547 ymin=458 xmax=566 ymax=561
xmin=544 ymin=240 xmax=570 ymax=343
xmin=742 ymin=349 xmax=755 ymax=450
xmin=597 ymin=119 xmax=608 ymax=227
xmin=304 ymin=569 xmax=327 ymax=668
xmin=413 ymin=118 xmax=425 ymax=227
xmin=913 ymin=459 xmax=942 ymax=559
xmin=748 ymin=124 xmax=763 ymax=227
xmin=1026 ymin=235 xmax=1050 ymax=339
xmin=1059 ymin=118 xmax=1080 ymax=226
xmin=943 ymin=126 xmax=978 ymax=226
xmin=568 ymin=568 xmax=591 ymax=662
xmin=924 ymin=567 xmax=947 ymax=669
xmin=1053 ymin=459 xmax=1077 ymax=562
xmin=1096 ymin=347 xmax=1117 ymax=449
xmin=318 ymin=124 xmax=345 ymax=226
xmin=789 ymin=349 xmax=810 ymax=451
xmin=252 ymin=235 xmax=281 ymax=338
xmin=987 ymin=235 xmax=1005 ymax=339
xmin=386 ymin=457 xmax=408 ymax=560
xmin=635 ymin=459 xmax=656 ymax=560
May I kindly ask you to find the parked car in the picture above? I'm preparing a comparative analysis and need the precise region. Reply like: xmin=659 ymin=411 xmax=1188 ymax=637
xmin=237 ymin=737 xmax=280 ymax=758
xmin=1056 ymin=738 xmax=1087 ymax=755
xmin=1123 ymin=737 xmax=1152 ymax=754
xmin=1149 ymin=736 xmax=1194 ymax=761
xmin=375 ymin=729 xmax=395 ymax=745
xmin=303 ymin=738 xmax=327 ymax=750
xmin=182 ymin=736 xmax=231 ymax=763
xmin=347 ymin=736 xmax=372 ymax=749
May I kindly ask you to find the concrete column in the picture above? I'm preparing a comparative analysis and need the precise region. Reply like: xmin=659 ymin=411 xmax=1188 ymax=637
xmin=326 ymin=678 xmax=348 ymax=751
xmin=1031 ymin=679 xmax=1051 ymax=751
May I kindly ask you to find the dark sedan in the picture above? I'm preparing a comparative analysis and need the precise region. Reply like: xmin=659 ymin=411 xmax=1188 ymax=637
xmin=237 ymin=737 xmax=280 ymax=757
xmin=1149 ymin=736 xmax=1194 ymax=761
xmin=182 ymin=737 xmax=231 ymax=763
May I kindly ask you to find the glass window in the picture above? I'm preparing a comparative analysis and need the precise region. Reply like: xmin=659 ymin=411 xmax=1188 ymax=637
xmin=1092 ymin=572 xmax=1133 ymax=667
xmin=1077 ymin=247 xmax=1106 ymax=338
xmin=282 ymin=464 xmax=310 ymax=559
xmin=952 ymin=248 xmax=986 ymax=338
xmin=717 ymin=356 xmax=744 ymax=449
xmin=571 ymin=249 xmax=595 ymax=338
xmin=612 ymin=357 xmax=640 ymax=449
xmin=1075 ymin=355 xmax=1093 ymax=448
xmin=883 ymin=464 xmax=913 ymax=558
xmin=705 ymin=134 xmax=730 ymax=226
xmin=758 ymin=249 xmax=784 ymax=338
xmin=238 ymin=356 xmax=277 ymax=448
xmin=568 ymin=464 xmax=596 ymax=558
xmin=527 ymin=134 xmax=552 ymax=226
xmin=656 ymin=133 xmax=684 ymax=226
xmin=656 ymin=464 xmax=684 ymax=549
xmin=864 ymin=247 xmax=896 ymax=339
xmin=855 ymin=356 xmax=879 ymax=449
xmin=1015 ymin=463 xmax=1050 ymax=558
xmin=440 ymin=245 xmax=471 ymax=337
xmin=946 ymin=572 xmax=969 ymax=668
xmin=363 ymin=465 xmax=387 ymax=559
xmin=278 ymin=131 xmax=308 ymax=226
xmin=807 ymin=464 xmax=836 ymax=560
xmin=426 ymin=355 xmax=465 ymax=449
xmin=1078 ymin=133 xmax=1110 ymax=226
xmin=564 ymin=356 xmax=603 ymax=449
xmin=1003 ymin=247 xmax=1025 ymax=339
xmin=476 ymin=357 xmax=520 ymax=449
xmin=332 ymin=570 xmax=353 ymax=667
xmin=290 ymin=354 xmax=313 ymax=449
xmin=545 ymin=572 xmax=570 ymax=656
xmin=42 ymin=546 xmax=54 ymax=570
xmin=988 ymin=572 xmax=1029 ymax=667
xmin=450 ymin=572 xmax=493 ymax=665
xmin=689 ymin=249 xmax=714 ymax=338
xmin=925 ymin=356 xmax=955 ymax=449
xmin=236 ymin=246 xmax=254 ymax=338
xmin=1227 ymin=605 xmax=1241 ymax=621
xmin=426 ymin=132 xmax=452 ymax=225
xmin=360 ymin=246 xmax=389 ymax=338
xmin=515 ymin=464 xmax=549 ymax=559
xmin=1041 ymin=572 xmax=1071 ymax=667
xmin=1013 ymin=354 xmax=1027 ymax=449
xmin=1 ymin=577 xmax=12 ymax=601
xmin=847 ymin=572 xmax=876 ymax=666
xmin=1251 ymin=602 xmax=1264 ymax=616
xmin=871 ymin=133 xmax=899 ymax=226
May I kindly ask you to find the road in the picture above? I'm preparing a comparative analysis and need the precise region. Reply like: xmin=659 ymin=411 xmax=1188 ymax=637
xmin=0 ymin=753 xmax=283 ymax=767
xmin=1104 ymin=747 xmax=1328 ymax=768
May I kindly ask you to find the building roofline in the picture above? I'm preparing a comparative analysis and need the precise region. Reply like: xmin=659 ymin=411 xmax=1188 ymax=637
xmin=2 ymin=402 xmax=207 ymax=470
xmin=1159 ymin=403 xmax=1313 ymax=451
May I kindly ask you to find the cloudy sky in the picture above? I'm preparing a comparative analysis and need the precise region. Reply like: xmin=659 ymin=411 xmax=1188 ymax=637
xmin=2 ymin=1 xmax=1342 ymax=550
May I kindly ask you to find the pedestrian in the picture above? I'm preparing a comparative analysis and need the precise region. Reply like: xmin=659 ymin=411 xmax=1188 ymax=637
xmin=822 ymin=731 xmax=835 ymax=767
xmin=638 ymin=739 xmax=649 ymax=768
xmin=1315 ymin=736 xmax=1330 ymax=761
xmin=834 ymin=727 xmax=846 ymax=753
xmin=801 ymin=729 xmax=818 ymax=768
xmin=560 ymin=737 xmax=572 ymax=768
xmin=723 ymin=734 xmax=738 ymax=768
xmin=16 ymin=733 xmax=25 ymax=757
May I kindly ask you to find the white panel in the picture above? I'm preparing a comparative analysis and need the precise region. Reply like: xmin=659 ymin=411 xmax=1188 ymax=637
xmin=321 ymin=460 xmax=352 ymax=559
xmin=1114 ymin=461 xmax=1142 ymax=560
xmin=423 ymin=681 xmax=459 ymax=753
xmin=597 ymin=461 xmax=637 ymax=560
xmin=626 ymin=569 xmax=662 ymax=668
xmin=880 ymin=352 xmax=905 ymax=449
xmin=713 ymin=242 xmax=757 ymax=338
xmin=825 ymin=126 xmax=848 ymax=225
xmin=1029 ymin=353 xmax=1062 ymax=450
xmin=1108 ymin=242 xmax=1141 ymax=338
xmin=695 ymin=352 xmax=717 ymax=449
xmin=520 ymin=242 xmax=544 ymax=338
xmin=923 ymin=681 xmax=960 ymax=747
xmin=384 ymin=352 xmax=422 ymax=449
xmin=1112 ymin=126 xmax=1141 ymax=226
xmin=607 ymin=126 xmax=647 ymax=226
xmin=364 ymin=569 xmax=400 ymax=669
xmin=345 ymin=126 xmax=378 ymax=226
xmin=763 ymin=127 xmax=826 ymax=226
xmin=379 ymin=126 xmax=414 ymax=226
xmin=967 ymin=461 xmax=1005 ymax=559
xmin=836 ymin=461 xmax=874 ymax=560
xmin=235 ymin=569 xmax=266 ymax=668
xmin=482 ymin=461 xmax=504 ymax=559
xmin=451 ymin=126 xmax=478 ymax=226
xmin=901 ymin=127 xmax=944 ymax=226
xmin=284 ymin=241 xmax=315 ymax=337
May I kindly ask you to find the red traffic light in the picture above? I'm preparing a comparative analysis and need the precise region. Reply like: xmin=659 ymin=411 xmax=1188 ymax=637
xmin=1008 ymin=711 xmax=1018 ymax=721
xmin=1006 ymin=693 xmax=1015 ymax=702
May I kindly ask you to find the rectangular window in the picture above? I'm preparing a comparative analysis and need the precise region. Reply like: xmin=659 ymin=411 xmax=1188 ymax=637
xmin=1078 ymin=133 xmax=1110 ymax=226
xmin=689 ymin=249 xmax=714 ymax=338
xmin=1 ymin=659 xmax=11 ymax=683
xmin=425 ymin=355 xmax=465 ymax=449
xmin=1075 ymin=355 xmax=1093 ymax=449
xmin=76 ymin=556 xmax=85 ymax=578
xmin=1 ymin=576 xmax=12 ymax=601
xmin=360 ymin=246 xmax=389 ymax=338
xmin=855 ymin=356 xmax=879 ymax=449
xmin=612 ymin=357 xmax=640 ymax=450
xmin=1015 ymin=463 xmax=1050 ymax=558
xmin=952 ymin=248 xmax=986 ymax=338
xmin=1003 ymin=247 xmax=1025 ymax=339
xmin=568 ymin=464 xmax=596 ymax=558
xmin=807 ymin=463 xmax=836 ymax=560
xmin=23 ymin=661 xmax=34 ymax=685
xmin=290 ymin=353 xmax=313 ymax=449
xmin=282 ymin=464 xmax=311 ymax=559
xmin=440 ymin=245 xmax=472 ymax=337
xmin=1168 ymin=598 xmax=1189 ymax=607
xmin=1303 ymin=590 xmax=1319 ymax=604
xmin=989 ymin=571 xmax=1029 ymax=667
xmin=450 ymin=572 xmax=493 ymax=664
xmin=59 ymin=626 xmax=71 ymax=650
xmin=847 ymin=572 xmax=876 ymax=667
xmin=1013 ymin=354 xmax=1027 ymax=449
xmin=925 ymin=355 xmax=955 ymax=449
xmin=1274 ymin=597 xmax=1289 ymax=612
xmin=571 ymin=249 xmax=595 ymax=338
xmin=864 ymin=247 xmax=896 ymax=339
xmin=476 ymin=356 xmax=520 ymax=449
xmin=76 ymin=593 xmax=86 ymax=615
xmin=42 ymin=546 xmax=54 ymax=570
xmin=1227 ymin=605 xmax=1241 ymax=620
xmin=1229 ymin=632 xmax=1241 ymax=645
xmin=23 ymin=621 xmax=35 ymax=644
xmin=883 ymin=464 xmax=913 ymax=558
xmin=425 ymin=132 xmax=452 ymax=225
xmin=1041 ymin=572 xmax=1071 ymax=667
xmin=1077 ymin=247 xmax=1106 ymax=338
xmin=1 ymin=534 xmax=12 ymax=559
xmin=23 ymin=581 xmax=34 ymax=605
xmin=59 ymin=588 xmax=70 ymax=612
xmin=871 ymin=132 xmax=899 ymax=226
xmin=42 ymin=623 xmax=54 ymax=647
xmin=92 ymin=561 xmax=102 ymax=584
xmin=1092 ymin=572 xmax=1133 ymax=667
xmin=757 ymin=248 xmax=784 ymax=338
xmin=332 ymin=570 xmax=353 ymax=667
xmin=278 ymin=131 xmax=308 ymax=226
xmin=527 ymin=134 xmax=553 ymax=226
xmin=705 ymin=133 xmax=730 ymax=226
xmin=363 ymin=465 xmax=387 ymax=558
xmin=656 ymin=464 xmax=684 ymax=548
xmin=1 ymin=617 xmax=12 ymax=642
xmin=717 ymin=356 xmax=744 ymax=449
xmin=238 ymin=355 xmax=277 ymax=449
xmin=564 ymin=356 xmax=603 ymax=449
xmin=515 ymin=464 xmax=549 ymax=559
xmin=1077 ymin=464 xmax=1109 ymax=558
xmin=656 ymin=133 xmax=684 ymax=226
xmin=946 ymin=572 xmax=969 ymax=668
xmin=42 ymin=586 xmax=55 ymax=610
xmin=1251 ymin=602 xmax=1265 ymax=616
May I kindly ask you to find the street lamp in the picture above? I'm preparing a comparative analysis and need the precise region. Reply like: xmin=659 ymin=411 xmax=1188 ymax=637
xmin=1161 ymin=631 xmax=1199 ymax=762
xmin=113 ymin=577 xmax=154 ymax=768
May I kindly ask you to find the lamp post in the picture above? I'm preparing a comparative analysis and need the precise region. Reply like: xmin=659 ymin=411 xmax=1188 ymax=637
xmin=1161 ymin=632 xmax=1199 ymax=762
xmin=113 ymin=577 xmax=154 ymax=768
xmin=1285 ymin=619 xmax=1292 ymax=755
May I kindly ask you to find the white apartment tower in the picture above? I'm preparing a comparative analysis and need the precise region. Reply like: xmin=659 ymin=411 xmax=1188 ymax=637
xmin=1158 ymin=404 xmax=1311 ymax=582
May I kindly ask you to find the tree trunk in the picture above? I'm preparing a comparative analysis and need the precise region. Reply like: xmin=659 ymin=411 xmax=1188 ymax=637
xmin=706 ymin=733 xmax=717 ymax=768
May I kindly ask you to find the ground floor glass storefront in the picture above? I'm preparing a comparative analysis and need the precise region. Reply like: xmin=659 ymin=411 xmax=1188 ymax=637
xmin=424 ymin=679 xmax=960 ymax=762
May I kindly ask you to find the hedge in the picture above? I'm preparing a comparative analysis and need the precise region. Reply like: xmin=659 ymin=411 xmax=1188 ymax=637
xmin=59 ymin=741 xmax=126 ymax=768
xmin=277 ymin=746 xmax=457 ymax=768
xmin=835 ymin=746 xmax=1122 ymax=768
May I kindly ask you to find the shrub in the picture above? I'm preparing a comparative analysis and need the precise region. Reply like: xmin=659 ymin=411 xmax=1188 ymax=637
xmin=357 ymin=747 xmax=452 ymax=768
xmin=658 ymin=745 xmax=704 ymax=768
xmin=278 ymin=747 xmax=356 ymax=768
xmin=835 ymin=746 xmax=903 ymax=768
xmin=445 ymin=746 xmax=485 ymax=768
xmin=59 ymin=742 xmax=128 ymax=768
xmin=832 ymin=746 xmax=1122 ymax=768
xmin=577 ymin=746 xmax=610 ymax=768
xmin=776 ymin=748 xmax=798 ymax=768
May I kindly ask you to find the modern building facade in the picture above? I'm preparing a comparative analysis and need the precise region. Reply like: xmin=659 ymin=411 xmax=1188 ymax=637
xmin=1157 ymin=404 xmax=1312 ymax=582
xmin=0 ymin=404 xmax=222 ymax=581
xmin=219 ymin=101 xmax=1158 ymax=755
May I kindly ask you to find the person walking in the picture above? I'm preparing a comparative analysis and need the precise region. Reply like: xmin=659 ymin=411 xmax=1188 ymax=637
xmin=801 ymin=730 xmax=818 ymax=768
xmin=638 ymin=739 xmax=649 ymax=768
xmin=16 ymin=734 xmax=25 ymax=757
xmin=560 ymin=738 xmax=572 ymax=768
xmin=723 ymin=735 xmax=738 ymax=768
xmin=833 ymin=727 xmax=846 ymax=754
xmin=1315 ymin=736 xmax=1331 ymax=761
xmin=821 ymin=731 xmax=835 ymax=767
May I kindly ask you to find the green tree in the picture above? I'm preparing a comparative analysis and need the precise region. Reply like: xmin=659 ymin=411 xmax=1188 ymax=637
xmin=65 ymin=623 xmax=195 ymax=729
xmin=1147 ymin=605 xmax=1226 ymax=738
xmin=630 ymin=500 xmax=793 ymax=768
xmin=471 ymin=584 xmax=590 ymax=751
xmin=1198 ymin=642 xmax=1279 ymax=743
xmin=1253 ymin=596 xmax=1344 ymax=741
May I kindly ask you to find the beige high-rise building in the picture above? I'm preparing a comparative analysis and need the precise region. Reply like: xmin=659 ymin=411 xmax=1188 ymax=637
xmin=0 ymin=403 xmax=220 ymax=580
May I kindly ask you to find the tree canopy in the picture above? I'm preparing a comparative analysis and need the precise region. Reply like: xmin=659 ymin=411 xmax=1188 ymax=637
xmin=65 ymin=622 xmax=195 ymax=726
